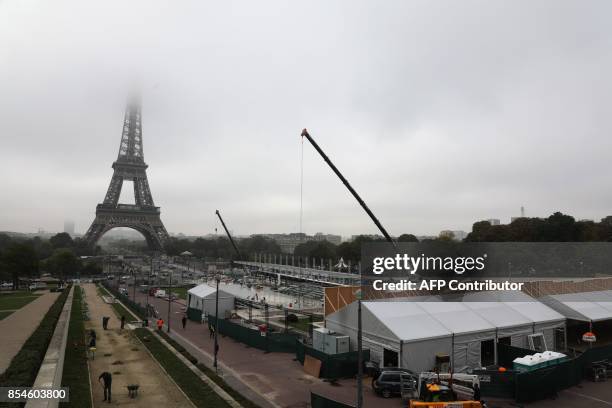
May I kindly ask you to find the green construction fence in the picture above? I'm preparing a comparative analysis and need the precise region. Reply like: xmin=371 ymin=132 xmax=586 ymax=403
xmin=295 ymin=341 xmax=370 ymax=379
xmin=497 ymin=343 xmax=612 ymax=402
xmin=209 ymin=316 xmax=300 ymax=353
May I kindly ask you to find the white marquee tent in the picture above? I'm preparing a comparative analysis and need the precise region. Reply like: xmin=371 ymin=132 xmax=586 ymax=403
xmin=187 ymin=284 xmax=235 ymax=320
xmin=542 ymin=290 xmax=612 ymax=322
xmin=325 ymin=292 xmax=565 ymax=373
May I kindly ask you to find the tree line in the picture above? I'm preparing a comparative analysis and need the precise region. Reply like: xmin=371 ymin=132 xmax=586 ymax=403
xmin=465 ymin=212 xmax=612 ymax=242
xmin=0 ymin=233 xmax=102 ymax=289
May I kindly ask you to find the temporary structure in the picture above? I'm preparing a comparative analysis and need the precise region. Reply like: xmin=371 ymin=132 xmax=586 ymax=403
xmin=325 ymin=292 xmax=565 ymax=373
xmin=542 ymin=290 xmax=612 ymax=323
xmin=186 ymin=284 xmax=235 ymax=321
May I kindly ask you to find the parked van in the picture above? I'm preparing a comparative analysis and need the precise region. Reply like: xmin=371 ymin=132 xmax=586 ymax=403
xmin=29 ymin=282 xmax=47 ymax=291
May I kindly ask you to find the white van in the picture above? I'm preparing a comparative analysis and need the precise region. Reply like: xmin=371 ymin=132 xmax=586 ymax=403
xmin=29 ymin=282 xmax=47 ymax=291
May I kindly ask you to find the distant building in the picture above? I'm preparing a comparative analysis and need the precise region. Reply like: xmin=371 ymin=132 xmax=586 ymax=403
xmin=487 ymin=219 xmax=501 ymax=226
xmin=262 ymin=232 xmax=343 ymax=253
xmin=63 ymin=220 xmax=75 ymax=236
xmin=262 ymin=233 xmax=307 ymax=254
xmin=313 ymin=232 xmax=342 ymax=245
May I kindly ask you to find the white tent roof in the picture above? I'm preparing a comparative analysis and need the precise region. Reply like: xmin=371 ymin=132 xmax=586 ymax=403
xmin=543 ymin=290 xmax=612 ymax=322
xmin=187 ymin=283 xmax=234 ymax=299
xmin=460 ymin=291 xmax=566 ymax=325
xmin=359 ymin=292 xmax=565 ymax=343
xmin=364 ymin=301 xmax=450 ymax=342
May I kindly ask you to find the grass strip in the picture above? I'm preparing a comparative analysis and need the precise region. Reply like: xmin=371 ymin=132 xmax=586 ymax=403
xmin=157 ymin=331 xmax=262 ymax=408
xmin=0 ymin=295 xmax=40 ymax=311
xmin=60 ymin=286 xmax=92 ymax=408
xmin=0 ymin=311 xmax=13 ymax=320
xmin=133 ymin=328 xmax=232 ymax=408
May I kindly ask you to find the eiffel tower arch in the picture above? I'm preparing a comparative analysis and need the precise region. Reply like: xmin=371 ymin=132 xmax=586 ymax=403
xmin=83 ymin=100 xmax=169 ymax=251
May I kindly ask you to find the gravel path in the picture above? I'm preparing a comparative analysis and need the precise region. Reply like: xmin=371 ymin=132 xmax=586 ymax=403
xmin=83 ymin=283 xmax=193 ymax=407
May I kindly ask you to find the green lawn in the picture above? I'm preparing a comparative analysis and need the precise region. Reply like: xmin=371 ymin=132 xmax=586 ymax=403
xmin=0 ymin=311 xmax=13 ymax=320
xmin=60 ymin=286 xmax=92 ymax=408
xmin=0 ymin=293 xmax=40 ymax=312
xmin=134 ymin=328 xmax=231 ymax=408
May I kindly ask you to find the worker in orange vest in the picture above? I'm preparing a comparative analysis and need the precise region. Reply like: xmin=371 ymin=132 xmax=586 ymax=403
xmin=156 ymin=318 xmax=164 ymax=331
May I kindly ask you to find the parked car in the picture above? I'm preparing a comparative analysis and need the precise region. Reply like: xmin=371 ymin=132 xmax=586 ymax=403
xmin=29 ymin=282 xmax=48 ymax=291
xmin=119 ymin=287 xmax=129 ymax=296
xmin=154 ymin=289 xmax=166 ymax=298
xmin=372 ymin=368 xmax=417 ymax=398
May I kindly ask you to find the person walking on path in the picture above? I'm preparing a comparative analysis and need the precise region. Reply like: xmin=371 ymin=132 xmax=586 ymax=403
xmin=210 ymin=325 xmax=215 ymax=339
xmin=98 ymin=371 xmax=112 ymax=403
xmin=89 ymin=330 xmax=96 ymax=348
xmin=181 ymin=315 xmax=187 ymax=329
xmin=156 ymin=318 xmax=164 ymax=331
xmin=120 ymin=315 xmax=126 ymax=330
xmin=102 ymin=316 xmax=109 ymax=330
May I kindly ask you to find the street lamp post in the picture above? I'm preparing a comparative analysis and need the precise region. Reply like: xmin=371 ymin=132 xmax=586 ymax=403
xmin=147 ymin=256 xmax=152 ymax=320
xmin=132 ymin=268 xmax=136 ymax=304
xmin=214 ymin=276 xmax=220 ymax=371
xmin=167 ymin=270 xmax=172 ymax=333
xmin=356 ymin=288 xmax=363 ymax=408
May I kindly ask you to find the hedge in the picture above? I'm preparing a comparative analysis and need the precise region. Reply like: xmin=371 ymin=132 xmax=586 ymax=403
xmin=133 ymin=328 xmax=231 ymax=408
xmin=157 ymin=331 xmax=262 ymax=408
xmin=60 ymin=286 xmax=91 ymax=408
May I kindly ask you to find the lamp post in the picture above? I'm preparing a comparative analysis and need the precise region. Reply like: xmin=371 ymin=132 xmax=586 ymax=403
xmin=356 ymin=288 xmax=363 ymax=408
xmin=214 ymin=275 xmax=220 ymax=371
xmin=147 ymin=256 xmax=152 ymax=319
xmin=167 ymin=269 xmax=172 ymax=333
xmin=132 ymin=268 xmax=136 ymax=304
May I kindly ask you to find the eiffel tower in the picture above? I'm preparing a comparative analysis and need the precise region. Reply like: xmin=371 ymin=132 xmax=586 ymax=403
xmin=83 ymin=99 xmax=169 ymax=251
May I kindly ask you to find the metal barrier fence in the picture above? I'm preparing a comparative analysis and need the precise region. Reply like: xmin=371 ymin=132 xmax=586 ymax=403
xmin=311 ymin=392 xmax=355 ymax=408
xmin=296 ymin=341 xmax=370 ymax=379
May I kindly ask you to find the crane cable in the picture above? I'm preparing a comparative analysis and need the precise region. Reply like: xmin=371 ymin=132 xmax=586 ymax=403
xmin=300 ymin=135 xmax=304 ymax=235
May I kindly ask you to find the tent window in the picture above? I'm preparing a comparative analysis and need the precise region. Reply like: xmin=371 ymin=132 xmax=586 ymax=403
xmin=498 ymin=337 xmax=511 ymax=345
xmin=383 ymin=348 xmax=399 ymax=367
xmin=528 ymin=333 xmax=547 ymax=352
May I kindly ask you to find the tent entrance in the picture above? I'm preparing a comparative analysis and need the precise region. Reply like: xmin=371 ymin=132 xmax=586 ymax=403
xmin=383 ymin=348 xmax=399 ymax=367
xmin=481 ymin=339 xmax=495 ymax=367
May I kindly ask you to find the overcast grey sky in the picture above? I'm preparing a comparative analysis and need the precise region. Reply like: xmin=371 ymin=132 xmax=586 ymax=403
xmin=1 ymin=0 xmax=611 ymax=238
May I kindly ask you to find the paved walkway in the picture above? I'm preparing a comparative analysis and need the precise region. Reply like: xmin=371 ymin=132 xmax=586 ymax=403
xmin=83 ymin=284 xmax=193 ymax=407
xmin=0 ymin=291 xmax=60 ymax=374
xmin=136 ymin=291 xmax=387 ymax=408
